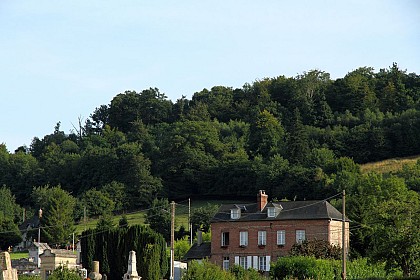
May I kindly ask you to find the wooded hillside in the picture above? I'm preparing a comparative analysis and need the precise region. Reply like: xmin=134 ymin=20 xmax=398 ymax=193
xmin=2 ymin=63 xmax=419 ymax=206
xmin=1 ymin=63 xmax=420 ymax=275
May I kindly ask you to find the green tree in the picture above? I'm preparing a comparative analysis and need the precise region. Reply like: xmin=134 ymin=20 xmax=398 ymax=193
xmin=101 ymin=181 xmax=127 ymax=211
xmin=190 ymin=86 xmax=236 ymax=122
xmin=81 ymin=188 xmax=115 ymax=217
xmin=395 ymin=160 xmax=420 ymax=192
xmin=118 ymin=215 xmax=129 ymax=228
xmin=348 ymin=174 xmax=420 ymax=276
xmin=32 ymin=185 xmax=76 ymax=245
xmin=145 ymin=198 xmax=171 ymax=240
xmin=174 ymin=236 xmax=191 ymax=260
xmin=115 ymin=143 xmax=162 ymax=208
xmin=191 ymin=203 xmax=219 ymax=233
xmin=95 ymin=214 xmax=115 ymax=232
xmin=290 ymin=239 xmax=341 ymax=260
xmin=81 ymin=225 xmax=168 ymax=280
xmin=0 ymin=213 xmax=22 ymax=250
xmin=0 ymin=186 xmax=22 ymax=223
xmin=108 ymin=88 xmax=172 ymax=133
xmin=1 ymin=145 xmax=42 ymax=206
xmin=156 ymin=120 xmax=224 ymax=196
xmin=365 ymin=177 xmax=420 ymax=277
xmin=248 ymin=109 xmax=285 ymax=158
xmin=286 ymin=108 xmax=310 ymax=165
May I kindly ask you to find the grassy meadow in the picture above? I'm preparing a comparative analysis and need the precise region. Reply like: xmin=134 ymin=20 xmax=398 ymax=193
xmin=74 ymin=199 xmax=249 ymax=235
xmin=360 ymin=155 xmax=420 ymax=174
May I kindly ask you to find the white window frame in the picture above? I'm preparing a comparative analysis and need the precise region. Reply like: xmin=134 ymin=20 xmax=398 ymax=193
xmin=239 ymin=231 xmax=248 ymax=247
xmin=267 ymin=207 xmax=276 ymax=217
xmin=296 ymin=230 xmax=306 ymax=244
xmin=223 ymin=257 xmax=229 ymax=271
xmin=230 ymin=208 xmax=240 ymax=219
xmin=277 ymin=230 xmax=285 ymax=245
xmin=239 ymin=256 xmax=247 ymax=269
xmin=221 ymin=232 xmax=229 ymax=246
xmin=258 ymin=231 xmax=266 ymax=246
xmin=258 ymin=256 xmax=267 ymax=271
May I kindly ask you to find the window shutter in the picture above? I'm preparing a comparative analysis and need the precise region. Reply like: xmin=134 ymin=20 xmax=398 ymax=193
xmin=234 ymin=256 xmax=239 ymax=265
xmin=247 ymin=256 xmax=252 ymax=269
xmin=253 ymin=256 xmax=258 ymax=270
xmin=266 ymin=256 xmax=271 ymax=271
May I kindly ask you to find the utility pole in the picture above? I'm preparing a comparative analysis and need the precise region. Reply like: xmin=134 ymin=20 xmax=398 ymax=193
xmin=189 ymin=198 xmax=192 ymax=246
xmin=170 ymin=201 xmax=175 ymax=280
xmin=84 ymin=206 xmax=87 ymax=232
xmin=38 ymin=208 xmax=42 ymax=243
xmin=342 ymin=190 xmax=346 ymax=280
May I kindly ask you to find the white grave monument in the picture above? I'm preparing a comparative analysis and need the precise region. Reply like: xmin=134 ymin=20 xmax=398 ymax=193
xmin=123 ymin=251 xmax=141 ymax=280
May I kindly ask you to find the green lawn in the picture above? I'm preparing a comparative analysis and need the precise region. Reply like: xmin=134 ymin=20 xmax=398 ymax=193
xmin=74 ymin=199 xmax=250 ymax=235
xmin=10 ymin=251 xmax=29 ymax=260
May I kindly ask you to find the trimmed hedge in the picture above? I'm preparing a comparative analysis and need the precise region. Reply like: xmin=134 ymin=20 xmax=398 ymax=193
xmin=270 ymin=256 xmax=402 ymax=280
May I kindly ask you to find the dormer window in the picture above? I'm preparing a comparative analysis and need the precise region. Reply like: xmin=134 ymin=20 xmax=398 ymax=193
xmin=231 ymin=208 xmax=241 ymax=219
xmin=267 ymin=207 xmax=276 ymax=218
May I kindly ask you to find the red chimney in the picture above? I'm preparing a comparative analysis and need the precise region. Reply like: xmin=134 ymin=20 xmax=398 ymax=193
xmin=257 ymin=190 xmax=268 ymax=211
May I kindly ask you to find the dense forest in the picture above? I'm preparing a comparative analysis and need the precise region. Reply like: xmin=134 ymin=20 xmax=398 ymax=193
xmin=2 ymin=63 xmax=419 ymax=205
xmin=1 ymin=63 xmax=420 ymax=274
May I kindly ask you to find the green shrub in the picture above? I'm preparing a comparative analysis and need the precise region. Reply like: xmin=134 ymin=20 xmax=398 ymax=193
xmin=46 ymin=267 xmax=82 ymax=280
xmin=271 ymin=256 xmax=402 ymax=280
xmin=347 ymin=258 xmax=402 ymax=279
xmin=230 ymin=265 xmax=266 ymax=280
xmin=182 ymin=260 xmax=236 ymax=280
xmin=271 ymin=256 xmax=339 ymax=280
xmin=18 ymin=276 xmax=39 ymax=280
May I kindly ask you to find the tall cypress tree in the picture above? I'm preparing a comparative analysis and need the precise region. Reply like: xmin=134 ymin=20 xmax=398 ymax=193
xmin=80 ymin=225 xmax=167 ymax=280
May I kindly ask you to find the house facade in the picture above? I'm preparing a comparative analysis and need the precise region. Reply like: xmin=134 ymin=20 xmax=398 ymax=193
xmin=210 ymin=190 xmax=349 ymax=272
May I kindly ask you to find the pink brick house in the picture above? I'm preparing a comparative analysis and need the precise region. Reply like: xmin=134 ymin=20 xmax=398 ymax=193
xmin=210 ymin=190 xmax=349 ymax=272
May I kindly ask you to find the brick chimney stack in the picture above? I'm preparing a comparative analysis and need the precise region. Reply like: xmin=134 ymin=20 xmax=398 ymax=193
xmin=257 ymin=190 xmax=268 ymax=211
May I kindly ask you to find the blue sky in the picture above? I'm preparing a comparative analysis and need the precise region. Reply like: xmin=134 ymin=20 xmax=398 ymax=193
xmin=1 ymin=0 xmax=419 ymax=152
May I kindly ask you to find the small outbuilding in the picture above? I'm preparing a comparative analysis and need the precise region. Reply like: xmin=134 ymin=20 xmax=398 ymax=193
xmin=39 ymin=249 xmax=77 ymax=280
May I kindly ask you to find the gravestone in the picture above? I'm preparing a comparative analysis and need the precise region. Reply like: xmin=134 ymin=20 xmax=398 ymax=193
xmin=0 ymin=252 xmax=18 ymax=280
xmin=123 ymin=251 xmax=141 ymax=280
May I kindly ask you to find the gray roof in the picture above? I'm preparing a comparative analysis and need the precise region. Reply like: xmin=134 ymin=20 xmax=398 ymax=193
xmin=183 ymin=242 xmax=211 ymax=261
xmin=212 ymin=200 xmax=349 ymax=222
xmin=29 ymin=242 xmax=51 ymax=250
xmin=40 ymin=249 xmax=77 ymax=258
xmin=19 ymin=216 xmax=40 ymax=231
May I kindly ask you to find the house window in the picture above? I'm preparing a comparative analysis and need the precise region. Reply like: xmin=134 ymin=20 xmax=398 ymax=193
xmin=267 ymin=207 xmax=276 ymax=217
xmin=223 ymin=257 xmax=229 ymax=270
xmin=277 ymin=230 xmax=285 ymax=245
xmin=258 ymin=231 xmax=266 ymax=246
xmin=231 ymin=208 xmax=240 ymax=219
xmin=239 ymin=256 xmax=248 ymax=269
xmin=296 ymin=230 xmax=306 ymax=244
xmin=258 ymin=256 xmax=267 ymax=271
xmin=221 ymin=232 xmax=229 ymax=246
xmin=239 ymin=231 xmax=248 ymax=247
